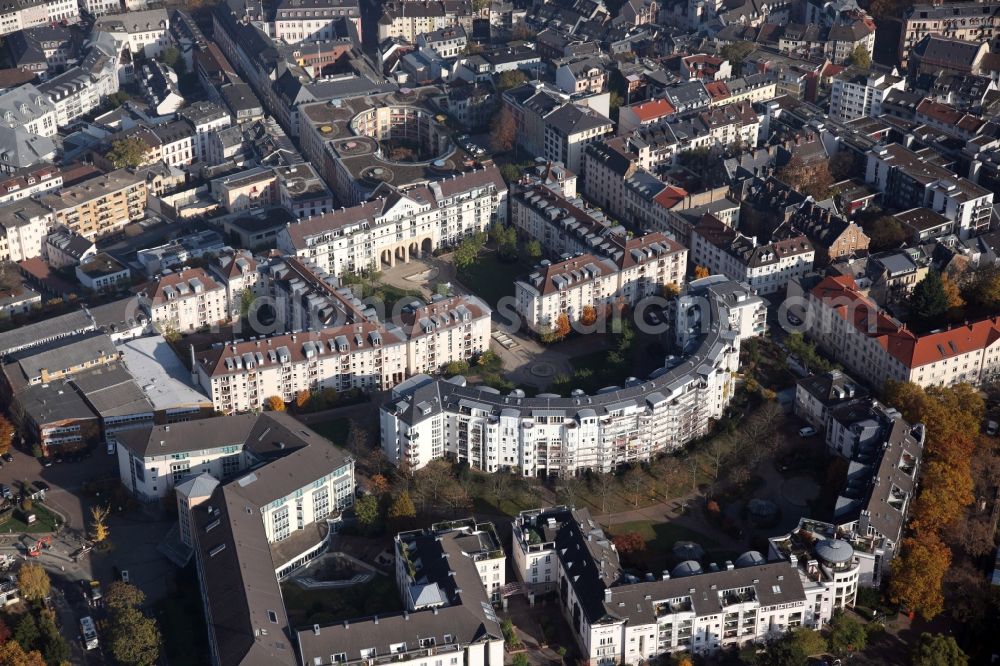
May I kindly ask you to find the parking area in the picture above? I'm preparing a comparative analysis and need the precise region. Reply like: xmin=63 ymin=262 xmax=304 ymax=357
xmin=1 ymin=442 xmax=119 ymax=536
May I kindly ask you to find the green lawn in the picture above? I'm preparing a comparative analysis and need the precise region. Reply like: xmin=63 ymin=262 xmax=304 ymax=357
xmin=456 ymin=251 xmax=534 ymax=309
xmin=609 ymin=520 xmax=731 ymax=570
xmin=281 ymin=575 xmax=402 ymax=627
xmin=3 ymin=503 xmax=60 ymax=534
xmin=310 ymin=417 xmax=350 ymax=446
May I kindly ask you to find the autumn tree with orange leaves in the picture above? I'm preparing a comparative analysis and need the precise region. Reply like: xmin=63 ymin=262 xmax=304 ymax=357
xmin=295 ymin=390 xmax=311 ymax=409
xmin=889 ymin=534 xmax=951 ymax=620
xmin=882 ymin=381 xmax=984 ymax=619
xmin=612 ymin=532 xmax=645 ymax=554
xmin=554 ymin=313 xmax=571 ymax=339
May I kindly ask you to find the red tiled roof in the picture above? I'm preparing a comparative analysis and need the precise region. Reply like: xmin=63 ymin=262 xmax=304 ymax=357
xmin=652 ymin=185 xmax=688 ymax=209
xmin=810 ymin=275 xmax=1000 ymax=369
xmin=629 ymin=98 xmax=676 ymax=122
xmin=705 ymin=81 xmax=731 ymax=101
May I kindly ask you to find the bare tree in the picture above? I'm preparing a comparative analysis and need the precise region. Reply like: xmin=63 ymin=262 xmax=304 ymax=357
xmin=741 ymin=400 xmax=781 ymax=466
xmin=954 ymin=516 xmax=997 ymax=558
xmin=705 ymin=434 xmax=733 ymax=481
xmin=411 ymin=460 xmax=453 ymax=512
xmin=558 ymin=476 xmax=582 ymax=508
xmin=595 ymin=472 xmax=615 ymax=513
xmin=365 ymin=447 xmax=388 ymax=477
xmin=624 ymin=467 xmax=645 ymax=507
xmin=345 ymin=419 xmax=368 ymax=458
xmin=658 ymin=463 xmax=686 ymax=503
xmin=489 ymin=470 xmax=511 ymax=511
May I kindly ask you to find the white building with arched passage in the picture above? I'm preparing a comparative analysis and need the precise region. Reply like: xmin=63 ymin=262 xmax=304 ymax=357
xmin=276 ymin=166 xmax=507 ymax=277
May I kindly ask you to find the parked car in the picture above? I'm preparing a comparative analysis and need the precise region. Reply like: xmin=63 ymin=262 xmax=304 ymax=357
xmin=1 ymin=453 xmax=12 ymax=462
xmin=798 ymin=426 xmax=817 ymax=437
xmin=120 ymin=570 xmax=129 ymax=583
xmin=988 ymin=420 xmax=998 ymax=436
xmin=40 ymin=457 xmax=52 ymax=467
xmin=106 ymin=441 xmax=116 ymax=455
xmin=0 ymin=485 xmax=10 ymax=499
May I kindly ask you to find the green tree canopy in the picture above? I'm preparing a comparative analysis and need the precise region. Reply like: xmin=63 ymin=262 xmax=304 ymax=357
xmin=354 ymin=494 xmax=380 ymax=529
xmin=909 ymin=270 xmax=950 ymax=320
xmin=865 ymin=215 xmax=909 ymax=250
xmin=828 ymin=611 xmax=868 ymax=657
xmin=37 ymin=609 xmax=69 ymax=665
xmin=162 ymin=46 xmax=187 ymax=75
xmin=911 ymin=633 xmax=968 ymax=666
xmin=453 ymin=232 xmax=486 ymax=270
xmin=108 ymin=606 xmax=161 ymax=666
xmin=107 ymin=137 xmax=149 ymax=169
xmin=849 ymin=45 xmax=872 ymax=69
xmin=499 ymin=163 xmax=521 ymax=184
xmin=719 ymin=41 xmax=755 ymax=76
xmin=105 ymin=581 xmax=146 ymax=612
xmin=497 ymin=70 xmax=527 ymax=91
xmin=491 ymin=224 xmax=518 ymax=261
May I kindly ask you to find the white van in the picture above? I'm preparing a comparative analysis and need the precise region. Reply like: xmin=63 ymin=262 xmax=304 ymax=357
xmin=80 ymin=616 xmax=98 ymax=650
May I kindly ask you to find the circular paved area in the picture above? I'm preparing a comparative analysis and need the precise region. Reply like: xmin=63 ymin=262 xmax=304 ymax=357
xmin=405 ymin=267 xmax=439 ymax=283
xmin=530 ymin=362 xmax=556 ymax=378
xmin=780 ymin=475 xmax=820 ymax=508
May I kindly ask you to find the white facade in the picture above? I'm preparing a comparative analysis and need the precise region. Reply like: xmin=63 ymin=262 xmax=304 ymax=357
xmin=277 ymin=168 xmax=507 ymax=276
xmin=0 ymin=166 xmax=61 ymax=205
xmin=139 ymin=267 xmax=229 ymax=332
xmin=0 ymin=84 xmax=57 ymax=137
xmin=829 ymin=71 xmax=905 ymax=123
xmin=181 ymin=104 xmax=232 ymax=163
xmin=690 ymin=217 xmax=814 ymax=296
xmin=866 ymin=144 xmax=993 ymax=239
xmin=0 ymin=203 xmax=51 ymax=262
xmin=513 ymin=508 xmax=847 ymax=663
xmin=195 ymin=294 xmax=491 ymax=413
xmin=95 ymin=9 xmax=171 ymax=58
xmin=80 ymin=0 xmax=123 ymax=17
xmin=514 ymin=236 xmax=687 ymax=331
xmin=0 ymin=0 xmax=79 ymax=36
xmin=381 ymin=278 xmax=764 ymax=476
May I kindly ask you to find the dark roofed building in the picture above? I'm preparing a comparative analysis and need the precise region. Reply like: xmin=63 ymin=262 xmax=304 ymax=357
xmin=166 ymin=412 xmax=355 ymax=665
xmin=908 ymin=34 xmax=989 ymax=77
xmin=297 ymin=520 xmax=505 ymax=666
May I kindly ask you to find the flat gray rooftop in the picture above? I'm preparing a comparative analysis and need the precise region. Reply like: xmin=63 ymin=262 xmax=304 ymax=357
xmin=118 ymin=335 xmax=211 ymax=411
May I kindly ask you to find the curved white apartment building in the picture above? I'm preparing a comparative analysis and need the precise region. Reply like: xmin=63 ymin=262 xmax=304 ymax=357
xmin=380 ymin=276 xmax=765 ymax=476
